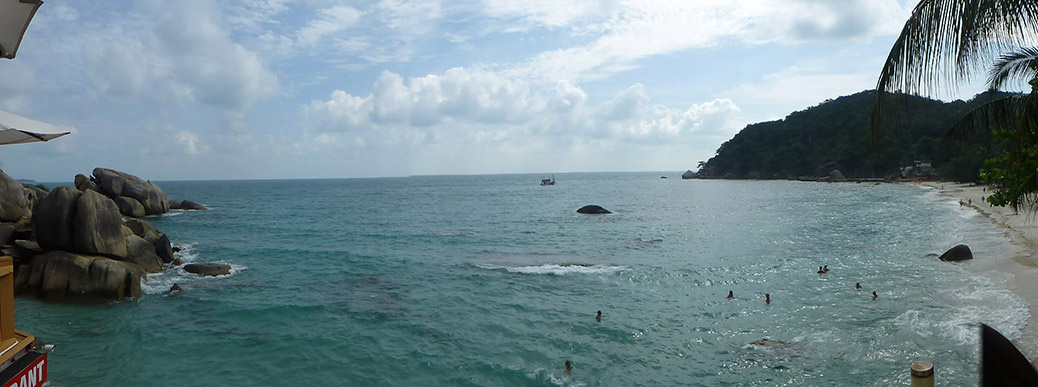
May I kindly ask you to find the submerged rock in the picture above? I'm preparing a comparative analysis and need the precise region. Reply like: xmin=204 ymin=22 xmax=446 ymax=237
xmin=577 ymin=205 xmax=611 ymax=214
xmin=939 ymin=244 xmax=973 ymax=262
xmin=748 ymin=339 xmax=789 ymax=348
xmin=184 ymin=263 xmax=231 ymax=277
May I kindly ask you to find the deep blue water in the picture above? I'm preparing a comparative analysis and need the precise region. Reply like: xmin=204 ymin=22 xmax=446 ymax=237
xmin=16 ymin=173 xmax=1028 ymax=386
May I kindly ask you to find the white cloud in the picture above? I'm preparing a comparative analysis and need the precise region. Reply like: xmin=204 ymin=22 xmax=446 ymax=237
xmin=497 ymin=0 xmax=910 ymax=83
xmin=77 ymin=1 xmax=279 ymax=113
xmin=176 ymin=130 xmax=201 ymax=154
xmin=303 ymin=67 xmax=742 ymax=152
xmin=295 ymin=5 xmax=362 ymax=47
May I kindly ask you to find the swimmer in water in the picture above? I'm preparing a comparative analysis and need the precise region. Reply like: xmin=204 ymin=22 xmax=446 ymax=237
xmin=596 ymin=310 xmax=602 ymax=322
xmin=855 ymin=282 xmax=862 ymax=290
xmin=817 ymin=266 xmax=825 ymax=274
xmin=823 ymin=265 xmax=829 ymax=273
xmin=727 ymin=290 xmax=734 ymax=299
xmin=565 ymin=361 xmax=572 ymax=377
xmin=872 ymin=291 xmax=878 ymax=300
xmin=765 ymin=293 xmax=770 ymax=304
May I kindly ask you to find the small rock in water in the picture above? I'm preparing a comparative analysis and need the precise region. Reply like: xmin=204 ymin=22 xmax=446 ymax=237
xmin=183 ymin=263 xmax=231 ymax=277
xmin=577 ymin=205 xmax=611 ymax=214
xmin=939 ymin=244 xmax=973 ymax=262
xmin=170 ymin=283 xmax=183 ymax=293
xmin=171 ymin=258 xmax=184 ymax=267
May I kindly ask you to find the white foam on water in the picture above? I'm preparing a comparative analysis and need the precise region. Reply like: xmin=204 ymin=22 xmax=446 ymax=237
xmin=141 ymin=242 xmax=246 ymax=295
xmin=476 ymin=263 xmax=628 ymax=276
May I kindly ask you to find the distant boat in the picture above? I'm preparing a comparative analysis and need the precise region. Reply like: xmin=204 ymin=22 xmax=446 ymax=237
xmin=660 ymin=176 xmax=667 ymax=179
xmin=540 ymin=175 xmax=555 ymax=186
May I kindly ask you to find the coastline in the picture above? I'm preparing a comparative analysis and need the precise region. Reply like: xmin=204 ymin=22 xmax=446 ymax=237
xmin=917 ymin=181 xmax=1038 ymax=363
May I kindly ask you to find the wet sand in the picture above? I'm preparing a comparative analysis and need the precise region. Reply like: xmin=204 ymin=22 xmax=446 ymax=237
xmin=919 ymin=181 xmax=1038 ymax=363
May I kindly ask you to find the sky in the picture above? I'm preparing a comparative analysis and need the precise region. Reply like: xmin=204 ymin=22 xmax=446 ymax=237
xmin=0 ymin=0 xmax=926 ymax=182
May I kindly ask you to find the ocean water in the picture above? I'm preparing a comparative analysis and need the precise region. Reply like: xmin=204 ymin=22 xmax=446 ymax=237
xmin=15 ymin=173 xmax=1028 ymax=386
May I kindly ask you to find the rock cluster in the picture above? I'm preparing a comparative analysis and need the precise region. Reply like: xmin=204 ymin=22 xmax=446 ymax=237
xmin=0 ymin=168 xmax=214 ymax=303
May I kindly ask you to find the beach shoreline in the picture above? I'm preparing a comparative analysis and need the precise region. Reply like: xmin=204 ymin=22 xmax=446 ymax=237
xmin=917 ymin=181 xmax=1038 ymax=362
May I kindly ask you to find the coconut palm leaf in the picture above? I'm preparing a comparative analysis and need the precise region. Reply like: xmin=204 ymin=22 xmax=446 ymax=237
xmin=989 ymin=46 xmax=1038 ymax=90
xmin=869 ymin=0 xmax=1038 ymax=146
xmin=943 ymin=92 xmax=1020 ymax=145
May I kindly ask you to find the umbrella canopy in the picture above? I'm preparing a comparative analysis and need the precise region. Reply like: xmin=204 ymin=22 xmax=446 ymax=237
xmin=0 ymin=109 xmax=69 ymax=145
xmin=0 ymin=0 xmax=43 ymax=59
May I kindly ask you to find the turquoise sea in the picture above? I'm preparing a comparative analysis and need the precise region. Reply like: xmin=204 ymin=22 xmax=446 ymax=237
xmin=16 ymin=173 xmax=1029 ymax=386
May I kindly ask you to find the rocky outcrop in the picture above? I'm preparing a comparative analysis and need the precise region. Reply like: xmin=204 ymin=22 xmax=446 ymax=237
xmin=92 ymin=168 xmax=169 ymax=215
xmin=114 ymin=196 xmax=146 ymax=218
xmin=0 ymin=170 xmax=31 ymax=222
xmin=681 ymin=170 xmax=696 ymax=179
xmin=21 ymin=251 xmax=144 ymax=302
xmin=169 ymin=199 xmax=207 ymax=210
xmin=123 ymin=235 xmax=165 ymax=273
xmin=32 ymin=186 xmax=81 ymax=252
xmin=183 ymin=263 xmax=231 ymax=277
xmin=577 ymin=205 xmax=611 ymax=214
xmin=73 ymin=189 xmax=127 ymax=257
xmin=939 ymin=244 xmax=973 ymax=262
xmin=828 ymin=169 xmax=847 ymax=182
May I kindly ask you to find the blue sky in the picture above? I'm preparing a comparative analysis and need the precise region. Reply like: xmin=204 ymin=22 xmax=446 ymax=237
xmin=0 ymin=0 xmax=924 ymax=181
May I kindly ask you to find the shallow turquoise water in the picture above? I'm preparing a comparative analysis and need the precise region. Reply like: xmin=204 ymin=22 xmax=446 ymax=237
xmin=17 ymin=174 xmax=1027 ymax=386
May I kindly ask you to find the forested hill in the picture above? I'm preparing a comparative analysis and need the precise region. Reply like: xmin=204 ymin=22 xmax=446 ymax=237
xmin=697 ymin=90 xmax=1007 ymax=182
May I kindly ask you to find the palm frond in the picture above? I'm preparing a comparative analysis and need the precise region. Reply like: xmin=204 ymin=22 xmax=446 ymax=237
xmin=943 ymin=92 xmax=1021 ymax=145
xmin=988 ymin=47 xmax=1038 ymax=90
xmin=869 ymin=0 xmax=1038 ymax=146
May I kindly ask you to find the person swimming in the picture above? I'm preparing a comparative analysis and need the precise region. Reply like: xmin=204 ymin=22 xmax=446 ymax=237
xmin=855 ymin=282 xmax=862 ymax=290
xmin=727 ymin=290 xmax=734 ymax=299
xmin=823 ymin=265 xmax=829 ymax=273
xmin=872 ymin=291 xmax=878 ymax=300
xmin=765 ymin=293 xmax=770 ymax=304
xmin=596 ymin=310 xmax=602 ymax=322
xmin=565 ymin=361 xmax=572 ymax=377
xmin=817 ymin=266 xmax=825 ymax=274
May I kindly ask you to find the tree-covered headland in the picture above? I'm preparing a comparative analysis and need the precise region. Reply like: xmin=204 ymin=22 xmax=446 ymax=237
xmin=697 ymin=90 xmax=1009 ymax=181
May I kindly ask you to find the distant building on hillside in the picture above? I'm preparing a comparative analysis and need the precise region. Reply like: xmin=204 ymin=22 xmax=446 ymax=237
xmin=901 ymin=160 xmax=935 ymax=178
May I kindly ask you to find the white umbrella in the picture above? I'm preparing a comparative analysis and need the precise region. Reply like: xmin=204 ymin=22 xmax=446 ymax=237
xmin=0 ymin=0 xmax=43 ymax=59
xmin=0 ymin=109 xmax=69 ymax=145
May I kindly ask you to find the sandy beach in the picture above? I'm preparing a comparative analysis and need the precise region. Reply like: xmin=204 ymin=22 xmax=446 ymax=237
xmin=919 ymin=181 xmax=1038 ymax=362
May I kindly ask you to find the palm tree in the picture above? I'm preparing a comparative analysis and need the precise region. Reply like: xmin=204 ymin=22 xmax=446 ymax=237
xmin=870 ymin=0 xmax=1038 ymax=210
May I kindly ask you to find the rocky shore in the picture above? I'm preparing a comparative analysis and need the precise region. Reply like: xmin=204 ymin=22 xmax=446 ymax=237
xmin=0 ymin=168 xmax=209 ymax=303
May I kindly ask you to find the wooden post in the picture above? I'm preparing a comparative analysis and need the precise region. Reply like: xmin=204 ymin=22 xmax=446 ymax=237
xmin=911 ymin=361 xmax=934 ymax=387
xmin=0 ymin=256 xmax=13 ymax=342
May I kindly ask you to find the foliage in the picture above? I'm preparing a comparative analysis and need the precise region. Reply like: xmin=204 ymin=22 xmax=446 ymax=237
xmin=869 ymin=0 xmax=1038 ymax=211
xmin=699 ymin=90 xmax=1006 ymax=181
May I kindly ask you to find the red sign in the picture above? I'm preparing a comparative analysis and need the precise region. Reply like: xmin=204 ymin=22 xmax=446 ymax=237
xmin=2 ymin=352 xmax=46 ymax=387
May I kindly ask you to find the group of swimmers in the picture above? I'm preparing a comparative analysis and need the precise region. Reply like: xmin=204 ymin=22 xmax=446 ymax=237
xmin=724 ymin=265 xmax=879 ymax=304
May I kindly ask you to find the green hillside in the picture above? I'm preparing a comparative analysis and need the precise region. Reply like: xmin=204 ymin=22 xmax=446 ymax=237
xmin=697 ymin=90 xmax=1007 ymax=182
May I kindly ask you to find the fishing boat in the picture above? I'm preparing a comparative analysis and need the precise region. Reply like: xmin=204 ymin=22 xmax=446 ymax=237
xmin=540 ymin=175 xmax=555 ymax=186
